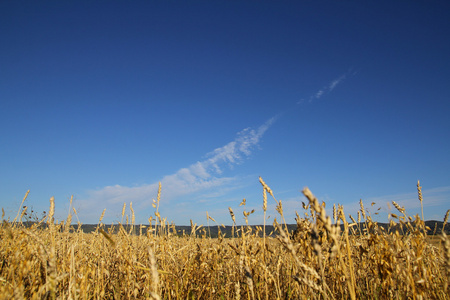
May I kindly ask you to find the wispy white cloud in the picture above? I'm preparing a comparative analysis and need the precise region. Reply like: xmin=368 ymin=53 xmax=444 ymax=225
xmin=299 ymin=72 xmax=349 ymax=104
xmin=76 ymin=116 xmax=278 ymax=223
xmin=315 ymin=90 xmax=324 ymax=99
xmin=329 ymin=74 xmax=346 ymax=91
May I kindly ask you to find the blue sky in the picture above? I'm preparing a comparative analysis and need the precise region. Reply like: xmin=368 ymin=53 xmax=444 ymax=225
xmin=1 ymin=1 xmax=449 ymax=226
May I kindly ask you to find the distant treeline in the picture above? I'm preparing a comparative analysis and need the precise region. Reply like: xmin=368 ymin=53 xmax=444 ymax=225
xmin=15 ymin=220 xmax=450 ymax=238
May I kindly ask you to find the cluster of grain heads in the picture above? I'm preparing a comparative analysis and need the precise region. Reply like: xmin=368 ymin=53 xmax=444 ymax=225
xmin=1 ymin=179 xmax=449 ymax=299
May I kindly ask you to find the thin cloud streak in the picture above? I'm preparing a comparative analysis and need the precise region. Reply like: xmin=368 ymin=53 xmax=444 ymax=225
xmin=310 ymin=73 xmax=347 ymax=102
xmin=329 ymin=74 xmax=346 ymax=91
xmin=76 ymin=116 xmax=278 ymax=222
xmin=297 ymin=72 xmax=349 ymax=104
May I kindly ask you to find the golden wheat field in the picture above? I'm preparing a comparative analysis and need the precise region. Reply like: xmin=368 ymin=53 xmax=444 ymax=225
xmin=1 ymin=178 xmax=449 ymax=299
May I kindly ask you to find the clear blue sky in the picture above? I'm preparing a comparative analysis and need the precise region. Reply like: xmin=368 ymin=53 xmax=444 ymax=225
xmin=1 ymin=1 xmax=449 ymax=226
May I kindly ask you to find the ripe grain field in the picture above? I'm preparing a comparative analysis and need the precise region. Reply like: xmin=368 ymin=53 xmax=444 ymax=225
xmin=1 ymin=178 xmax=449 ymax=299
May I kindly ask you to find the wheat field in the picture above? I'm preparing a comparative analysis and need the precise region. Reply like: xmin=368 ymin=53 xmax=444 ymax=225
xmin=1 ymin=178 xmax=449 ymax=299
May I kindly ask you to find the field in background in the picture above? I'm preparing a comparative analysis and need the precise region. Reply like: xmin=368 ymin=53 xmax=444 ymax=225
xmin=1 ymin=178 xmax=449 ymax=299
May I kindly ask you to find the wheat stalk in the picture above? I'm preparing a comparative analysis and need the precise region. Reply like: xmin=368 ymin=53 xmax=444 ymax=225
xmin=13 ymin=190 xmax=30 ymax=224
xmin=443 ymin=209 xmax=450 ymax=234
